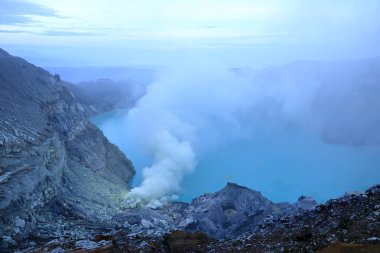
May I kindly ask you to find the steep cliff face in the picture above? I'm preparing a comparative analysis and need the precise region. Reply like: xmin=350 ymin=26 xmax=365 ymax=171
xmin=0 ymin=48 xmax=135 ymax=245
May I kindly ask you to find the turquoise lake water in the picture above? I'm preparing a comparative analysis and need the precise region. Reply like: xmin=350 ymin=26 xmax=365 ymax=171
xmin=92 ymin=111 xmax=380 ymax=203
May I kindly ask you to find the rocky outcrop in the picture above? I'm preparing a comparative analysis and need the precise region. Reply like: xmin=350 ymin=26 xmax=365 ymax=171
xmin=112 ymin=182 xmax=316 ymax=240
xmin=210 ymin=184 xmax=380 ymax=252
xmin=0 ymin=48 xmax=135 ymax=249
xmin=181 ymin=182 xmax=294 ymax=238
xmin=0 ymin=181 xmax=315 ymax=251
xmin=15 ymin=184 xmax=379 ymax=252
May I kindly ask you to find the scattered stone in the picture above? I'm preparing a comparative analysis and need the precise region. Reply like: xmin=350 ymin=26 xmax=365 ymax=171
xmin=317 ymin=241 xmax=380 ymax=253
xmin=164 ymin=230 xmax=210 ymax=252
xmin=14 ymin=217 xmax=25 ymax=228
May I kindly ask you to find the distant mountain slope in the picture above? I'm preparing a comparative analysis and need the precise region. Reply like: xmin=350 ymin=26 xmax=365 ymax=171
xmin=0 ymin=48 xmax=135 ymax=248
xmin=45 ymin=66 xmax=157 ymax=84
xmin=63 ymin=78 xmax=146 ymax=116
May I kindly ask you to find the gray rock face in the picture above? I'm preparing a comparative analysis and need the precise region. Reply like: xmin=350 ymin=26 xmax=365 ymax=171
xmin=118 ymin=183 xmax=317 ymax=239
xmin=182 ymin=183 xmax=284 ymax=238
xmin=0 ymin=48 xmax=135 ymax=246
xmin=181 ymin=183 xmax=316 ymax=238
xmin=14 ymin=184 xmax=377 ymax=253
xmin=293 ymin=195 xmax=319 ymax=211
xmin=206 ymin=184 xmax=380 ymax=252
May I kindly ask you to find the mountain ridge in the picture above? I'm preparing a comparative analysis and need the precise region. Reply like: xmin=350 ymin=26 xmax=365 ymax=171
xmin=0 ymin=48 xmax=135 ymax=248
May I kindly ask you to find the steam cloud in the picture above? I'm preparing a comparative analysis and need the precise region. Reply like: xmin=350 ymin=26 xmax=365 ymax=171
xmin=124 ymin=62 xmax=257 ymax=208
xmin=124 ymin=58 xmax=380 ymax=208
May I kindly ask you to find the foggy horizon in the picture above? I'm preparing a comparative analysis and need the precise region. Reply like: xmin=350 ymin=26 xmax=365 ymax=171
xmin=2 ymin=0 xmax=380 ymax=68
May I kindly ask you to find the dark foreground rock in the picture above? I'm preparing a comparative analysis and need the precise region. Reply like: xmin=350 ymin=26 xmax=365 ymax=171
xmin=317 ymin=242 xmax=380 ymax=253
xmin=164 ymin=230 xmax=211 ymax=253
xmin=111 ymin=182 xmax=316 ymax=240
xmin=180 ymin=182 xmax=313 ymax=239
xmin=209 ymin=184 xmax=380 ymax=252
xmin=9 ymin=184 xmax=379 ymax=253
xmin=0 ymin=48 xmax=135 ymax=250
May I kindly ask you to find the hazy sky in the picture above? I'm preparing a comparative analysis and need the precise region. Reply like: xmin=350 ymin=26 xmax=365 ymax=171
xmin=1 ymin=0 xmax=380 ymax=67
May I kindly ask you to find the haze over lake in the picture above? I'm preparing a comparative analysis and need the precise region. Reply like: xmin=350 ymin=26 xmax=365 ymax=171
xmin=92 ymin=107 xmax=380 ymax=203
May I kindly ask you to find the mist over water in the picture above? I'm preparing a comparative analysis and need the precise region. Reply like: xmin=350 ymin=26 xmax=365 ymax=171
xmin=119 ymin=63 xmax=256 ymax=207
xmin=180 ymin=124 xmax=380 ymax=203
xmin=93 ymin=59 xmax=380 ymax=206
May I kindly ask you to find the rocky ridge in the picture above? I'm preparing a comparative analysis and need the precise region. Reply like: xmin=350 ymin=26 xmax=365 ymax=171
xmin=10 ymin=184 xmax=380 ymax=253
xmin=211 ymin=184 xmax=380 ymax=252
xmin=0 ymin=48 xmax=135 ymax=249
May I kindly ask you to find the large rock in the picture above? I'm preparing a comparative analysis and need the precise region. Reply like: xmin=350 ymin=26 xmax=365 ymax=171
xmin=0 ymin=48 xmax=135 ymax=248
xmin=114 ymin=182 xmax=316 ymax=239
xmin=181 ymin=182 xmax=307 ymax=238
xmin=214 ymin=184 xmax=380 ymax=252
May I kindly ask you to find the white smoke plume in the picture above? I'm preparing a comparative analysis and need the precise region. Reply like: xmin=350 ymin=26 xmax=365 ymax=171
xmin=123 ymin=61 xmax=257 ymax=208
xmin=123 ymin=57 xmax=380 ymax=208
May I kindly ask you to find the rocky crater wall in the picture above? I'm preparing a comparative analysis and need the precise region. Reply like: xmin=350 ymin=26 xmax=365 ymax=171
xmin=0 ymin=48 xmax=135 ymax=244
